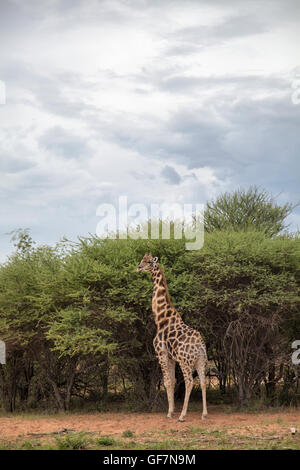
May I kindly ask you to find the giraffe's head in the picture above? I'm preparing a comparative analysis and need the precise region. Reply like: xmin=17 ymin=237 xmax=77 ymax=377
xmin=137 ymin=252 xmax=158 ymax=273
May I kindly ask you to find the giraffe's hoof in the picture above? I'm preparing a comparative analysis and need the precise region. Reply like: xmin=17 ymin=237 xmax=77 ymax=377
xmin=167 ymin=414 xmax=173 ymax=419
xmin=202 ymin=414 xmax=208 ymax=420
xmin=178 ymin=417 xmax=185 ymax=422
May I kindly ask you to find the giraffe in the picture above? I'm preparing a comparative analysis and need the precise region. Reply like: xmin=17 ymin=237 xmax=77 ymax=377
xmin=137 ymin=252 xmax=208 ymax=422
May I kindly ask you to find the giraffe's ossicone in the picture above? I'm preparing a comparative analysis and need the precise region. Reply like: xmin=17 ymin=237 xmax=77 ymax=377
xmin=137 ymin=252 xmax=208 ymax=422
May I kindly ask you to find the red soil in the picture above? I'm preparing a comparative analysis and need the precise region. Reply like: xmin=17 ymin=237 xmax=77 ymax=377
xmin=1 ymin=406 xmax=300 ymax=440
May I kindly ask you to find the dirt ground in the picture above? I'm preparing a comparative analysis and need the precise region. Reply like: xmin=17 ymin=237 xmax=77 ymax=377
xmin=1 ymin=406 xmax=300 ymax=441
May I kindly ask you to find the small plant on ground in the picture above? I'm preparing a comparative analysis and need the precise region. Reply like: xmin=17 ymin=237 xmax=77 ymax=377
xmin=21 ymin=440 xmax=39 ymax=450
xmin=55 ymin=432 xmax=89 ymax=450
xmin=96 ymin=435 xmax=116 ymax=447
xmin=122 ymin=430 xmax=135 ymax=438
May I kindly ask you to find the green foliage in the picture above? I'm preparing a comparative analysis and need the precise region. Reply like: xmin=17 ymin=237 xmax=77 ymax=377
xmin=96 ymin=435 xmax=116 ymax=446
xmin=8 ymin=228 xmax=35 ymax=254
xmin=204 ymin=186 xmax=295 ymax=236
xmin=0 ymin=192 xmax=300 ymax=411
xmin=21 ymin=440 xmax=37 ymax=450
xmin=55 ymin=432 xmax=89 ymax=450
xmin=122 ymin=429 xmax=135 ymax=438
xmin=46 ymin=307 xmax=116 ymax=357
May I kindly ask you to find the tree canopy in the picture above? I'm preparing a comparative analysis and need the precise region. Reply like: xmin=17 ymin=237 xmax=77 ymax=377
xmin=0 ymin=188 xmax=299 ymax=411
xmin=204 ymin=186 xmax=296 ymax=236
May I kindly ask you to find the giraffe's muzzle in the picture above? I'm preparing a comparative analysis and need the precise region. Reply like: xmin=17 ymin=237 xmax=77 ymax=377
xmin=137 ymin=264 xmax=147 ymax=272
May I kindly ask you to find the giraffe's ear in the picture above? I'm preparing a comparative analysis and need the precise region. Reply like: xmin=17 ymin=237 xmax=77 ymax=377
xmin=153 ymin=256 xmax=158 ymax=263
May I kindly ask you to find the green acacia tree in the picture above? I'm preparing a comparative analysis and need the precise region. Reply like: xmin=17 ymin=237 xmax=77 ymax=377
xmin=204 ymin=186 xmax=296 ymax=236
xmin=0 ymin=219 xmax=299 ymax=411
xmin=186 ymin=230 xmax=300 ymax=406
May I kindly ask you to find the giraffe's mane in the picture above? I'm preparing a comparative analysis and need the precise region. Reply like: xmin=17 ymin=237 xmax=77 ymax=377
xmin=157 ymin=263 xmax=174 ymax=307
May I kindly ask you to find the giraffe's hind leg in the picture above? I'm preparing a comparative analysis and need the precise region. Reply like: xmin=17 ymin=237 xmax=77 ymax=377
xmin=196 ymin=358 xmax=208 ymax=419
xmin=178 ymin=363 xmax=193 ymax=422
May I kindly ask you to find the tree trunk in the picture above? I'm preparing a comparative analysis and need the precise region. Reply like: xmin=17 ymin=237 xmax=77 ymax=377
xmin=101 ymin=354 xmax=109 ymax=398
xmin=238 ymin=378 xmax=251 ymax=407
xmin=65 ymin=369 xmax=76 ymax=411
xmin=265 ymin=363 xmax=276 ymax=402
xmin=0 ymin=356 xmax=18 ymax=412
xmin=49 ymin=379 xmax=66 ymax=411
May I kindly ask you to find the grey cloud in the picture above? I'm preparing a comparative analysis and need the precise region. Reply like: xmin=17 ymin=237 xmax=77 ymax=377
xmin=131 ymin=170 xmax=156 ymax=181
xmin=161 ymin=165 xmax=182 ymax=185
xmin=158 ymin=74 xmax=289 ymax=94
xmin=55 ymin=0 xmax=300 ymax=31
xmin=98 ymin=107 xmax=227 ymax=170
xmin=165 ymin=112 xmax=228 ymax=168
xmin=92 ymin=88 xmax=299 ymax=219
xmin=0 ymin=0 xmax=299 ymax=264
xmin=163 ymin=1 xmax=300 ymax=57
xmin=171 ymin=15 xmax=267 ymax=48
xmin=1 ymin=61 xmax=98 ymax=120
xmin=0 ymin=1 xmax=40 ymax=34
xmin=211 ymin=0 xmax=300 ymax=23
xmin=220 ymin=99 xmax=300 ymax=191
xmin=0 ymin=128 xmax=36 ymax=174
xmin=165 ymin=44 xmax=201 ymax=57
xmin=130 ymin=59 xmax=291 ymax=98
xmin=2 ymin=0 xmax=300 ymax=42
xmin=0 ymin=155 xmax=34 ymax=174
xmin=39 ymin=126 xmax=91 ymax=159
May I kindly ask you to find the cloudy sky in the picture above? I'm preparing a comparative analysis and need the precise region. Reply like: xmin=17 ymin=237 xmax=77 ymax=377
xmin=0 ymin=0 xmax=300 ymax=260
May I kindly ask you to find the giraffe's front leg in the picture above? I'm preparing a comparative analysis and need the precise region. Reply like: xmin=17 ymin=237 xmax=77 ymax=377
xmin=166 ymin=358 xmax=176 ymax=418
xmin=158 ymin=352 xmax=175 ymax=419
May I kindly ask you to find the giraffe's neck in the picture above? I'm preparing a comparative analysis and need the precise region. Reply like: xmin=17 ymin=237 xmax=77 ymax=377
xmin=151 ymin=264 xmax=181 ymax=328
